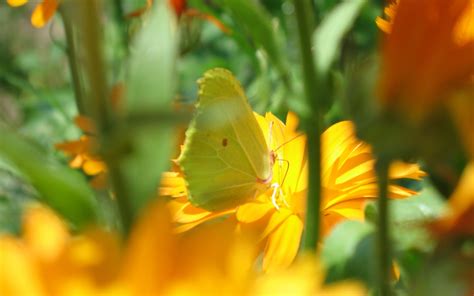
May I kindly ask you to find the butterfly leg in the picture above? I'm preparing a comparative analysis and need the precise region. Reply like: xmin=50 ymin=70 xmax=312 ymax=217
xmin=270 ymin=183 xmax=280 ymax=211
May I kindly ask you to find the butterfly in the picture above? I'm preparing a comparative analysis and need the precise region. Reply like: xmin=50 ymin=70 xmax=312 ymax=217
xmin=178 ymin=68 xmax=276 ymax=211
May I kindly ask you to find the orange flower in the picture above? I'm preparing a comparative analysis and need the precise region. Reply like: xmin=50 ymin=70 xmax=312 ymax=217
xmin=377 ymin=0 xmax=474 ymax=119
xmin=375 ymin=0 xmax=398 ymax=33
xmin=55 ymin=116 xmax=108 ymax=189
xmin=161 ymin=112 xmax=426 ymax=272
xmin=7 ymin=0 xmax=59 ymax=28
xmin=430 ymin=162 xmax=474 ymax=237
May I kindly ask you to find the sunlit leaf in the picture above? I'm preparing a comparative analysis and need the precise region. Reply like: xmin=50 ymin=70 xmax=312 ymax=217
xmin=221 ymin=0 xmax=289 ymax=84
xmin=390 ymin=184 xmax=445 ymax=251
xmin=313 ymin=0 xmax=366 ymax=75
xmin=322 ymin=220 xmax=374 ymax=284
xmin=123 ymin=0 xmax=179 ymax=215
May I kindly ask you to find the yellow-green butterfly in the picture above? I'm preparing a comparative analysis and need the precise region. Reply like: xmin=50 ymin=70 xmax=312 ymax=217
xmin=178 ymin=68 xmax=274 ymax=211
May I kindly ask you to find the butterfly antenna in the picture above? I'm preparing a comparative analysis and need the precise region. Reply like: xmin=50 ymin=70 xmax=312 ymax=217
xmin=274 ymin=133 xmax=305 ymax=152
xmin=270 ymin=183 xmax=280 ymax=211
xmin=275 ymin=158 xmax=290 ymax=188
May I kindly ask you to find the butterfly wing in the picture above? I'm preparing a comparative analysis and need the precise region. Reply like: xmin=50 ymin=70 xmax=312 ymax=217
xmin=178 ymin=68 xmax=272 ymax=211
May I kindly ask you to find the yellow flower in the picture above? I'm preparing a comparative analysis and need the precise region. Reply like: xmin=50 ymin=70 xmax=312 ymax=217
xmin=0 ymin=204 xmax=121 ymax=296
xmin=162 ymin=112 xmax=425 ymax=272
xmin=0 ymin=203 xmax=252 ymax=296
xmin=0 ymin=203 xmax=366 ymax=295
xmin=250 ymin=254 xmax=366 ymax=296
xmin=56 ymin=116 xmax=108 ymax=189
xmin=377 ymin=0 xmax=474 ymax=120
xmin=7 ymin=0 xmax=59 ymax=28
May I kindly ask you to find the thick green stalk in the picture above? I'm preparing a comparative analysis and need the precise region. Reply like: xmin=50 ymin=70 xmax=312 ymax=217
xmin=112 ymin=0 xmax=129 ymax=57
xmin=70 ymin=0 xmax=133 ymax=234
xmin=294 ymin=0 xmax=322 ymax=250
xmin=376 ymin=159 xmax=391 ymax=296
xmin=60 ymin=8 xmax=85 ymax=115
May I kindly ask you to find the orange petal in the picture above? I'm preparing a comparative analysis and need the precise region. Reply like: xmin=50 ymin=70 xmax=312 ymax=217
xmin=327 ymin=207 xmax=365 ymax=221
xmin=74 ymin=116 xmax=96 ymax=134
xmin=69 ymin=155 xmax=85 ymax=168
xmin=168 ymin=199 xmax=234 ymax=233
xmin=262 ymin=214 xmax=304 ymax=272
xmin=173 ymin=212 xmax=232 ymax=233
xmin=31 ymin=0 xmax=58 ymax=28
xmin=121 ymin=201 xmax=174 ymax=294
xmin=83 ymin=159 xmax=107 ymax=175
xmin=171 ymin=201 xmax=214 ymax=224
xmin=159 ymin=172 xmax=187 ymax=198
xmin=376 ymin=17 xmax=392 ymax=34
xmin=183 ymin=9 xmax=231 ymax=34
xmin=55 ymin=138 xmax=89 ymax=155
xmin=389 ymin=161 xmax=426 ymax=180
xmin=90 ymin=173 xmax=108 ymax=189
xmin=0 ymin=237 xmax=48 ymax=296
xmin=22 ymin=205 xmax=69 ymax=262
xmin=7 ymin=0 xmax=28 ymax=7
xmin=236 ymin=201 xmax=275 ymax=223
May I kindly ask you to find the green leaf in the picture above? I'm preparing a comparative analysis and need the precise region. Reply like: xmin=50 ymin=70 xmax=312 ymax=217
xmin=322 ymin=220 xmax=374 ymax=284
xmin=0 ymin=196 xmax=23 ymax=235
xmin=121 ymin=0 xmax=149 ymax=16
xmin=0 ymin=129 xmax=98 ymax=229
xmin=313 ymin=0 xmax=366 ymax=75
xmin=389 ymin=183 xmax=446 ymax=251
xmin=123 ymin=0 xmax=178 ymax=214
xmin=221 ymin=0 xmax=289 ymax=85
xmin=126 ymin=1 xmax=179 ymax=114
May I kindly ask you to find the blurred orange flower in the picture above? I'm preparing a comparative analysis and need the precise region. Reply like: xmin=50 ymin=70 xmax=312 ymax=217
xmin=0 ymin=203 xmax=366 ymax=296
xmin=161 ymin=112 xmax=426 ymax=272
xmin=377 ymin=0 xmax=474 ymax=120
xmin=7 ymin=0 xmax=59 ymax=28
xmin=430 ymin=162 xmax=474 ymax=237
xmin=55 ymin=116 xmax=108 ymax=189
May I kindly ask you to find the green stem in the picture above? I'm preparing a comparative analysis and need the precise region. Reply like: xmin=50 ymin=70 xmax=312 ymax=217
xmin=70 ymin=0 xmax=133 ymax=234
xmin=376 ymin=159 xmax=391 ymax=296
xmin=112 ymin=0 xmax=129 ymax=50
xmin=294 ymin=0 xmax=322 ymax=251
xmin=75 ymin=2 xmax=111 ymax=130
xmin=112 ymin=0 xmax=129 ymax=77
xmin=60 ymin=8 xmax=85 ymax=115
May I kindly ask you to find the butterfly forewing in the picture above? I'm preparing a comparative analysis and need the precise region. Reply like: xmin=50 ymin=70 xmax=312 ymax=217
xmin=178 ymin=68 xmax=272 ymax=211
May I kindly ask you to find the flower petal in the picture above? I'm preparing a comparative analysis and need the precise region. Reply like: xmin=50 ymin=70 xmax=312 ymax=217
xmin=83 ymin=159 xmax=107 ymax=175
xmin=31 ymin=0 xmax=58 ymax=28
xmin=262 ymin=214 xmax=303 ymax=272
xmin=0 ymin=237 xmax=48 ymax=296
xmin=236 ymin=201 xmax=274 ymax=223
xmin=23 ymin=205 xmax=69 ymax=262
xmin=121 ymin=202 xmax=174 ymax=294
xmin=7 ymin=0 xmax=28 ymax=7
